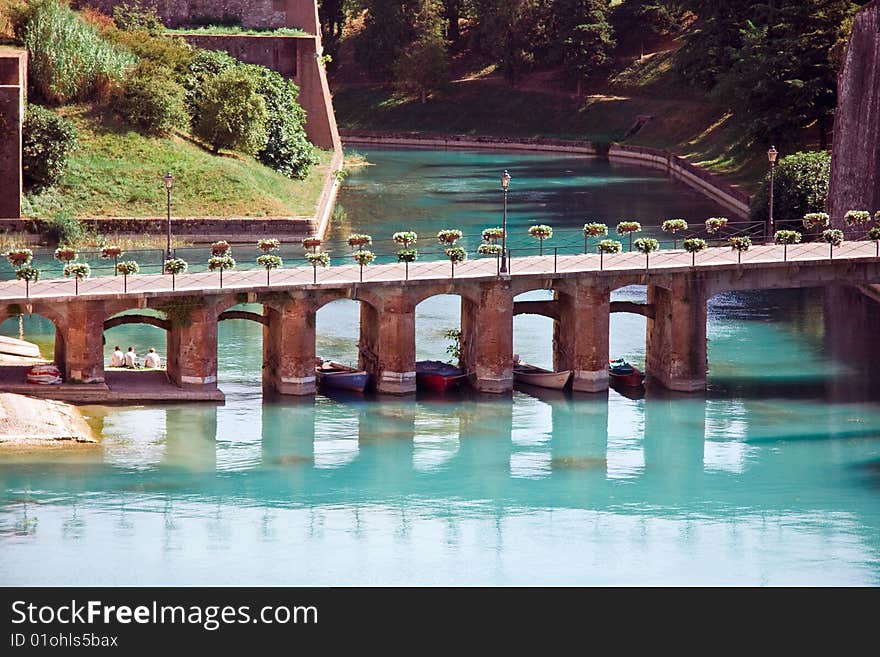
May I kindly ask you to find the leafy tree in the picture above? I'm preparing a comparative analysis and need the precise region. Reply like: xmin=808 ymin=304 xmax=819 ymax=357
xmin=116 ymin=61 xmax=188 ymax=134
xmin=22 ymin=104 xmax=78 ymax=190
xmin=748 ymin=151 xmax=831 ymax=226
xmin=318 ymin=0 xmax=350 ymax=66
xmin=112 ymin=1 xmax=164 ymax=34
xmin=355 ymin=0 xmax=423 ymax=77
xmin=470 ymin=0 xmax=553 ymax=85
xmin=556 ymin=0 xmax=616 ymax=94
xmin=393 ymin=3 xmax=450 ymax=102
xmin=193 ymin=67 xmax=268 ymax=154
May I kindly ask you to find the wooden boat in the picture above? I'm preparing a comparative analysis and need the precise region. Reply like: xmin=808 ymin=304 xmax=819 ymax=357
xmin=316 ymin=360 xmax=370 ymax=393
xmin=415 ymin=360 xmax=467 ymax=392
xmin=513 ymin=362 xmax=571 ymax=390
xmin=609 ymin=358 xmax=644 ymax=388
xmin=26 ymin=363 xmax=62 ymax=385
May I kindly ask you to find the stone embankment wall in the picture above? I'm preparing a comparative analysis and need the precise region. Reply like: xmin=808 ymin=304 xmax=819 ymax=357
xmin=0 ymin=49 xmax=26 ymax=220
xmin=828 ymin=0 xmax=880 ymax=233
xmin=72 ymin=0 xmax=315 ymax=31
xmin=181 ymin=33 xmax=299 ymax=79
xmin=341 ymin=131 xmax=752 ymax=219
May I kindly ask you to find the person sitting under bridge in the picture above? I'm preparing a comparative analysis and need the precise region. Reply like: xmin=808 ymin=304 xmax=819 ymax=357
xmin=110 ymin=345 xmax=124 ymax=368
xmin=143 ymin=348 xmax=162 ymax=369
xmin=124 ymin=346 xmax=139 ymax=369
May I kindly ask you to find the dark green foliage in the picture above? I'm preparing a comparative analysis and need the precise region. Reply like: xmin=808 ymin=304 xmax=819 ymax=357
xmin=115 ymin=62 xmax=187 ymax=134
xmin=610 ymin=1 xmax=683 ymax=53
xmin=183 ymin=49 xmax=237 ymax=126
xmin=393 ymin=4 xmax=450 ymax=103
xmin=557 ymin=0 xmax=616 ymax=93
xmin=104 ymin=28 xmax=195 ymax=80
xmin=245 ymin=65 xmax=319 ymax=179
xmin=355 ymin=0 xmax=423 ymax=77
xmin=22 ymin=104 xmax=78 ymax=190
xmin=42 ymin=210 xmax=87 ymax=246
xmin=470 ymin=0 xmax=551 ymax=84
xmin=193 ymin=67 xmax=268 ymax=154
xmin=749 ymin=151 xmax=831 ymax=225
xmin=112 ymin=1 xmax=164 ymax=34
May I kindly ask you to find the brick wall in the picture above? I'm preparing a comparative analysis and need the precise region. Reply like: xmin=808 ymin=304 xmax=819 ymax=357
xmin=181 ymin=33 xmax=299 ymax=79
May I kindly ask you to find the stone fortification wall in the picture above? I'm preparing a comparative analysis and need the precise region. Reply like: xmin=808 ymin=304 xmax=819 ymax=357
xmin=828 ymin=0 xmax=880 ymax=232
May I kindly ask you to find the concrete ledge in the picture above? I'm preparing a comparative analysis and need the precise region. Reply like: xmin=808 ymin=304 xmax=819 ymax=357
xmin=180 ymin=374 xmax=218 ymax=385
xmin=473 ymin=374 xmax=514 ymax=394
xmin=647 ymin=375 xmax=707 ymax=393
xmin=377 ymin=370 xmax=417 ymax=395
xmin=572 ymin=369 xmax=609 ymax=393
xmin=275 ymin=374 xmax=317 ymax=396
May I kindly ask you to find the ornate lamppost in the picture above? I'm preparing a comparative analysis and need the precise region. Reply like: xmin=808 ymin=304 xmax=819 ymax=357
xmin=500 ymin=169 xmax=511 ymax=273
xmin=767 ymin=146 xmax=778 ymax=242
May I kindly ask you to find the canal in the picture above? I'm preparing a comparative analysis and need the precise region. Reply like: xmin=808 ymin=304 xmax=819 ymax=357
xmin=1 ymin=147 xmax=878 ymax=585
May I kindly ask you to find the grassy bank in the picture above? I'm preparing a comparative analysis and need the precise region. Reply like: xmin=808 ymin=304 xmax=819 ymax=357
xmin=332 ymin=48 xmax=768 ymax=189
xmin=23 ymin=105 xmax=333 ymax=218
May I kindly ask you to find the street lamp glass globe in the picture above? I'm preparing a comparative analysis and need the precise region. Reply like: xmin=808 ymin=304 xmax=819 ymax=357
xmin=767 ymin=146 xmax=778 ymax=164
xmin=164 ymin=171 xmax=174 ymax=191
xmin=501 ymin=170 xmax=511 ymax=190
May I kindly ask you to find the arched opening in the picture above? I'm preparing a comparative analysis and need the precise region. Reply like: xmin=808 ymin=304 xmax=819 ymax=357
xmin=414 ymin=294 xmax=462 ymax=365
xmin=0 ymin=310 xmax=58 ymax=386
xmin=103 ymin=309 xmax=169 ymax=374
xmin=316 ymin=298 xmax=362 ymax=368
xmin=512 ymin=289 xmax=555 ymax=370
xmin=216 ymin=302 xmax=265 ymax=386
xmin=609 ymin=284 xmax=648 ymax=372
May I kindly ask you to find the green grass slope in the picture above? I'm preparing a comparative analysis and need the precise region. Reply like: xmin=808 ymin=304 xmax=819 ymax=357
xmin=24 ymin=105 xmax=333 ymax=218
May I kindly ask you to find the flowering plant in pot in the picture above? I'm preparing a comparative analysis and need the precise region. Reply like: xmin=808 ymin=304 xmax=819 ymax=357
xmin=597 ymin=239 xmax=621 ymax=270
xmin=116 ymin=260 xmax=139 ymax=292
xmin=478 ymin=243 xmax=502 ymax=256
xmin=64 ymin=262 xmax=91 ymax=295
xmin=844 ymin=210 xmax=871 ymax=227
xmin=823 ymin=228 xmax=843 ymax=259
xmin=353 ymin=250 xmax=374 ymax=281
xmin=54 ymin=246 xmax=77 ymax=264
xmin=393 ymin=231 xmax=418 ymax=248
xmin=164 ymin=257 xmax=188 ymax=290
xmin=774 ymin=230 xmax=801 ymax=261
xmin=397 ymin=247 xmax=417 ymax=279
xmin=729 ymin=236 xmax=751 ymax=263
xmin=802 ymin=212 xmax=829 ymax=231
xmin=101 ymin=244 xmax=124 ymax=275
xmin=208 ymin=255 xmax=235 ymax=288
xmin=615 ymin=221 xmax=641 ymax=251
xmin=481 ymin=227 xmax=504 ymax=243
xmin=683 ymin=238 xmax=707 ymax=267
xmin=634 ymin=237 xmax=659 ymax=269
xmin=705 ymin=217 xmax=728 ymax=234
xmin=306 ymin=251 xmax=330 ymax=283
xmin=211 ymin=240 xmax=231 ymax=256
xmin=348 ymin=234 xmax=372 ymax=250
xmin=259 ymin=238 xmax=281 ymax=253
xmin=5 ymin=247 xmax=33 ymax=268
xmin=528 ymin=225 xmax=553 ymax=255
xmin=302 ymin=237 xmax=321 ymax=253
xmin=445 ymin=246 xmax=467 ymax=277
xmin=869 ymin=226 xmax=880 ymax=256
xmin=661 ymin=219 xmax=688 ymax=249
xmin=257 ymin=254 xmax=283 ymax=285
xmin=16 ymin=265 xmax=39 ymax=298
xmin=437 ymin=229 xmax=463 ymax=245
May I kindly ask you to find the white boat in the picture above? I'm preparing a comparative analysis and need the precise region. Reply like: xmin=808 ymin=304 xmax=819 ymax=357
xmin=513 ymin=362 xmax=571 ymax=390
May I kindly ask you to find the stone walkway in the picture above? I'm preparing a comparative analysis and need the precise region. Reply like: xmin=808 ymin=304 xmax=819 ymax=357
xmin=0 ymin=241 xmax=876 ymax=303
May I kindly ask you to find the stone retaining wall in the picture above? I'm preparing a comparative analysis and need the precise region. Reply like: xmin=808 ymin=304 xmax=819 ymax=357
xmin=341 ymin=130 xmax=752 ymax=219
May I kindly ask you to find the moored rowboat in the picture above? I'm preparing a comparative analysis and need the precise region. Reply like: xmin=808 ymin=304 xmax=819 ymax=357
xmin=415 ymin=360 xmax=467 ymax=392
xmin=609 ymin=358 xmax=644 ymax=388
xmin=316 ymin=361 xmax=371 ymax=393
xmin=513 ymin=362 xmax=571 ymax=390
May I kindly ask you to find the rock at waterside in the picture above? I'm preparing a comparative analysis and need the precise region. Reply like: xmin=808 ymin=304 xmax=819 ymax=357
xmin=0 ymin=393 xmax=96 ymax=446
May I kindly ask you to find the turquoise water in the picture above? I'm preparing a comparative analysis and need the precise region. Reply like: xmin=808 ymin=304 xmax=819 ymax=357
xmin=1 ymin=148 xmax=879 ymax=585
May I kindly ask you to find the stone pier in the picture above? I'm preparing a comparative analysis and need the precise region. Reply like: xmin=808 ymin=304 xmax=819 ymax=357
xmin=461 ymin=280 xmax=514 ymax=393
xmin=646 ymin=279 xmax=708 ymax=392
xmin=166 ymin=301 xmax=219 ymax=388
xmin=263 ymin=294 xmax=317 ymax=395
xmin=54 ymin=300 xmax=106 ymax=384
xmin=358 ymin=291 xmax=417 ymax=395
xmin=553 ymin=280 xmax=611 ymax=392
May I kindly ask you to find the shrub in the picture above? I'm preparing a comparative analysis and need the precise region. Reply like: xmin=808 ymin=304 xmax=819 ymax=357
xmin=729 ymin=236 xmax=752 ymax=251
xmin=64 ymin=262 xmax=91 ymax=279
xmin=749 ymin=151 xmax=831 ymax=225
xmin=306 ymin=252 xmax=330 ymax=267
xmin=164 ymin=258 xmax=188 ymax=275
xmin=115 ymin=62 xmax=187 ymax=134
xmin=16 ymin=265 xmax=40 ymax=283
xmin=445 ymin=246 xmax=467 ymax=263
xmin=116 ymin=260 xmax=140 ymax=276
xmin=183 ymin=49 xmax=237 ymax=121
xmin=353 ymin=250 xmax=375 ymax=266
xmin=44 ymin=211 xmax=87 ymax=246
xmin=208 ymin=255 xmax=235 ymax=271
xmin=112 ymin=1 xmax=164 ymax=34
xmin=193 ymin=67 xmax=268 ymax=154
xmin=21 ymin=0 xmax=135 ymax=104
xmin=246 ymin=64 xmax=317 ymax=179
xmin=598 ymin=240 xmax=622 ymax=253
xmin=683 ymin=238 xmax=707 ymax=253
xmin=257 ymin=254 xmax=282 ymax=270
xmin=22 ymin=105 xmax=78 ymax=190
xmin=392 ymin=31 xmax=450 ymax=104
xmin=868 ymin=227 xmax=880 ymax=242
xmin=105 ymin=28 xmax=194 ymax=80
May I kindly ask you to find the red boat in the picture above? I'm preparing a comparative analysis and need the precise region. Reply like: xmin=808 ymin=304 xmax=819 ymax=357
xmin=415 ymin=360 xmax=467 ymax=392
xmin=609 ymin=358 xmax=644 ymax=388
